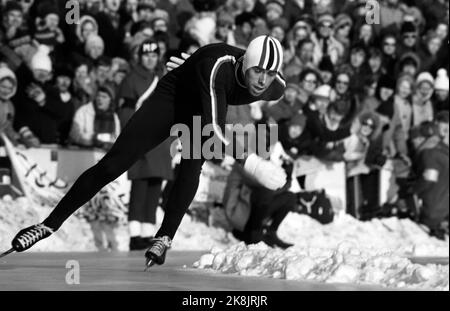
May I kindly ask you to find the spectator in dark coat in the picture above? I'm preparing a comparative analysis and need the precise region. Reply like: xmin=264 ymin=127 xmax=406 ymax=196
xmin=413 ymin=111 xmax=449 ymax=239
xmin=12 ymin=47 xmax=72 ymax=145
xmin=94 ymin=0 xmax=127 ymax=58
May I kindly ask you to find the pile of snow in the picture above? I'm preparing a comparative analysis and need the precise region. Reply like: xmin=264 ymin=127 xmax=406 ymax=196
xmin=194 ymin=242 xmax=449 ymax=291
xmin=278 ymin=213 xmax=449 ymax=257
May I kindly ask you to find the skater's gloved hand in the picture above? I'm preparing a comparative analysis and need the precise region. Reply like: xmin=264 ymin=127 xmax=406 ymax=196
xmin=244 ymin=154 xmax=287 ymax=190
xmin=166 ymin=53 xmax=191 ymax=72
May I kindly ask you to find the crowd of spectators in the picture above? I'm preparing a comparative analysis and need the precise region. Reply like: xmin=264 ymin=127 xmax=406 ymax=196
xmin=0 ymin=0 xmax=449 ymax=243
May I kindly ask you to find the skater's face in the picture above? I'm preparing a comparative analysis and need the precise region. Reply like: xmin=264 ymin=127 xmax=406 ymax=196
xmin=245 ymin=67 xmax=277 ymax=96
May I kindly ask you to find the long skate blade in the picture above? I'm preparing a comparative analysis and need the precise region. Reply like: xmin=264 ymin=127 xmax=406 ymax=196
xmin=144 ymin=259 xmax=155 ymax=272
xmin=0 ymin=248 xmax=15 ymax=259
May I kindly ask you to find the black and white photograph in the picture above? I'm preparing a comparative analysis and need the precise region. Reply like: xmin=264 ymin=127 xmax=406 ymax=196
xmin=0 ymin=0 xmax=448 ymax=299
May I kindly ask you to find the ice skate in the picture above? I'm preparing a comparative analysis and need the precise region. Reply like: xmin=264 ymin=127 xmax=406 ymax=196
xmin=10 ymin=224 xmax=54 ymax=254
xmin=144 ymin=236 xmax=172 ymax=271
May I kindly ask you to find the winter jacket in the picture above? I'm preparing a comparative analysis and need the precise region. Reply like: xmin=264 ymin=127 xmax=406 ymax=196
xmin=69 ymin=102 xmax=120 ymax=147
xmin=12 ymin=65 xmax=72 ymax=144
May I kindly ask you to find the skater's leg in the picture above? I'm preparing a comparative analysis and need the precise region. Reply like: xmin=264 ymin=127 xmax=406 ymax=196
xmin=155 ymin=158 xmax=205 ymax=239
xmin=44 ymin=93 xmax=175 ymax=230
xmin=143 ymin=178 xmax=163 ymax=225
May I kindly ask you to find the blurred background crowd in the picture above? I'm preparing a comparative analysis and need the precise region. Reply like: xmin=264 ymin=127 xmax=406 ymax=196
xmin=0 ymin=0 xmax=448 ymax=250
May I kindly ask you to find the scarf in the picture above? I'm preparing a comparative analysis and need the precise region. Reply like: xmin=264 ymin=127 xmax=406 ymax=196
xmin=94 ymin=105 xmax=116 ymax=137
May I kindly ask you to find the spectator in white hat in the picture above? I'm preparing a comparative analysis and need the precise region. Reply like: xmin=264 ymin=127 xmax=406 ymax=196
xmin=433 ymin=69 xmax=449 ymax=112
xmin=412 ymin=72 xmax=435 ymax=126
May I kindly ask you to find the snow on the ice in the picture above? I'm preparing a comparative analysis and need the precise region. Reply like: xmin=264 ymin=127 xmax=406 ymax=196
xmin=193 ymin=242 xmax=449 ymax=290
xmin=192 ymin=213 xmax=449 ymax=290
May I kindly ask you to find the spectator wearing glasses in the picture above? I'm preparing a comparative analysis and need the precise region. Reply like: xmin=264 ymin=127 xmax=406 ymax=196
xmin=311 ymin=13 xmax=345 ymax=66
xmin=296 ymin=68 xmax=321 ymax=107
xmin=381 ymin=33 xmax=398 ymax=77
xmin=398 ymin=21 xmax=420 ymax=58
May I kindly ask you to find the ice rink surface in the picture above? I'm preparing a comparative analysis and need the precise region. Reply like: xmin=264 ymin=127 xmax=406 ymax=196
xmin=1 ymin=251 xmax=446 ymax=291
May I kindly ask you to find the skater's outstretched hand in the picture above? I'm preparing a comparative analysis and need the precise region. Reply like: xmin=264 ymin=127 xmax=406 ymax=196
xmin=166 ymin=53 xmax=191 ymax=72
xmin=243 ymin=154 xmax=287 ymax=190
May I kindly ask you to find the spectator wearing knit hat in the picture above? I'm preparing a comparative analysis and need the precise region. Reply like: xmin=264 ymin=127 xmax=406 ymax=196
xmin=412 ymin=72 xmax=435 ymax=126
xmin=33 ymin=2 xmax=64 ymax=49
xmin=12 ymin=46 xmax=71 ymax=145
xmin=310 ymin=13 xmax=345 ymax=66
xmin=433 ymin=69 xmax=449 ymax=112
